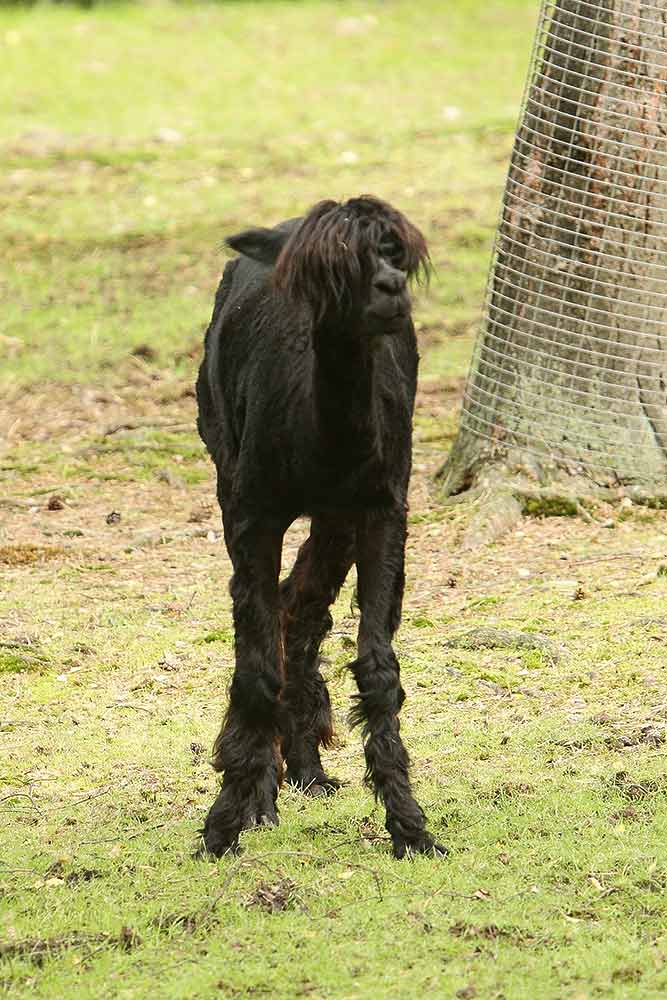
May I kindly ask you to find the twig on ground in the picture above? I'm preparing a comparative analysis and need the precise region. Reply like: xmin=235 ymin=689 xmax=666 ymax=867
xmin=106 ymin=702 xmax=155 ymax=715
xmin=78 ymin=822 xmax=167 ymax=847
xmin=568 ymin=550 xmax=658 ymax=568
xmin=66 ymin=784 xmax=118 ymax=809
xmin=198 ymin=857 xmax=247 ymax=922
xmin=0 ymin=791 xmax=42 ymax=812
xmin=103 ymin=419 xmax=191 ymax=437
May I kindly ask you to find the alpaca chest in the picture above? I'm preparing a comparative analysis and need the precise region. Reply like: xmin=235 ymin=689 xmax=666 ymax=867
xmin=299 ymin=444 xmax=408 ymax=515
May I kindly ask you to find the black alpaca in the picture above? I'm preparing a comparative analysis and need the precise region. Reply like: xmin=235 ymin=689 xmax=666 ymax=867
xmin=196 ymin=195 xmax=444 ymax=859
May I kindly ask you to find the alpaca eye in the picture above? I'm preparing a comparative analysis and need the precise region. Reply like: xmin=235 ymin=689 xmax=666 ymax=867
xmin=379 ymin=238 xmax=403 ymax=268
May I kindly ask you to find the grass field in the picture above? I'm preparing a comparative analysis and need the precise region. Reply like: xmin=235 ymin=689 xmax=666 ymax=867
xmin=4 ymin=3 xmax=667 ymax=998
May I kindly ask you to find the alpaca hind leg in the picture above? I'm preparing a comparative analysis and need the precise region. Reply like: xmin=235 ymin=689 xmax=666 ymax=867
xmin=280 ymin=515 xmax=355 ymax=796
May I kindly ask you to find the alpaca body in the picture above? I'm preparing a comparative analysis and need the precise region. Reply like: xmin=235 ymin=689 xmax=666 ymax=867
xmin=198 ymin=255 xmax=416 ymax=517
xmin=196 ymin=196 xmax=444 ymax=859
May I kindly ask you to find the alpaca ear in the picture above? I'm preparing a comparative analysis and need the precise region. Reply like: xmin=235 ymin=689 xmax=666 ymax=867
xmin=225 ymin=227 xmax=289 ymax=266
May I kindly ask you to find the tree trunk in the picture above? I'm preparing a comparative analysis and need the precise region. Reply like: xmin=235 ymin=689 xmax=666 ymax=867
xmin=439 ymin=0 xmax=667 ymax=504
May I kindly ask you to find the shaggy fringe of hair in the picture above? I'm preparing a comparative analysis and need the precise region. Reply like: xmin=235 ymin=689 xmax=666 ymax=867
xmin=273 ymin=195 xmax=430 ymax=323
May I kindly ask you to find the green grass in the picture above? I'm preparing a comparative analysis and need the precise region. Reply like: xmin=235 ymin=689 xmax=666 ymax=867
xmin=7 ymin=2 xmax=667 ymax=998
xmin=0 ymin=0 xmax=531 ymax=387
xmin=5 ymin=557 xmax=667 ymax=999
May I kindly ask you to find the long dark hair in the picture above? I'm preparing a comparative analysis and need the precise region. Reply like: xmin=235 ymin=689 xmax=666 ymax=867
xmin=273 ymin=195 xmax=430 ymax=322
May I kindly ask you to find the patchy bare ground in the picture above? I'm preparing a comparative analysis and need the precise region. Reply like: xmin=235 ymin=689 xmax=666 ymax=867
xmin=3 ymin=361 xmax=667 ymax=645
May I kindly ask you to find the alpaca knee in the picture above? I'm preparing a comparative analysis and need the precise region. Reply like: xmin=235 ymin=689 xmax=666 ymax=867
xmin=348 ymin=648 xmax=406 ymax=734
xmin=230 ymin=665 xmax=282 ymax=727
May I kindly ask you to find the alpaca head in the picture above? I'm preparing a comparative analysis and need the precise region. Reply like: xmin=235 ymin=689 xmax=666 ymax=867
xmin=226 ymin=195 xmax=430 ymax=330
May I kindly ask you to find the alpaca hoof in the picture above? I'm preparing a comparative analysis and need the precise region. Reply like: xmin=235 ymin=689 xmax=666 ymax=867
xmin=197 ymin=826 xmax=241 ymax=860
xmin=242 ymin=808 xmax=279 ymax=830
xmin=304 ymin=776 xmax=341 ymax=798
xmin=304 ymin=783 xmax=329 ymax=798
xmin=241 ymin=801 xmax=279 ymax=831
xmin=392 ymin=831 xmax=448 ymax=861
xmin=287 ymin=772 xmax=342 ymax=797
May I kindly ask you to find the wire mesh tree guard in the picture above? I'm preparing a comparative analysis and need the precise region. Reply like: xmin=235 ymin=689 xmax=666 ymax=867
xmin=440 ymin=0 xmax=667 ymax=498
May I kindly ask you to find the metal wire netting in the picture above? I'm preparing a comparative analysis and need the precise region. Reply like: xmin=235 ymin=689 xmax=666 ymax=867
xmin=457 ymin=0 xmax=667 ymax=486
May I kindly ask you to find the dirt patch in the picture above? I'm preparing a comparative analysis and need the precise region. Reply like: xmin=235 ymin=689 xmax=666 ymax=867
xmin=0 ymin=373 xmax=197 ymax=448
xmin=605 ymin=726 xmax=665 ymax=750
xmin=0 ymin=544 xmax=65 ymax=566
xmin=611 ymin=771 xmax=667 ymax=802
xmin=42 ymin=861 xmax=104 ymax=886
xmin=151 ymin=910 xmax=217 ymax=935
xmin=450 ymin=921 xmax=543 ymax=947
xmin=0 ymin=927 xmax=141 ymax=966
xmin=246 ymin=878 xmax=302 ymax=914
xmin=484 ymin=782 xmax=536 ymax=804
xmin=612 ymin=771 xmax=667 ymax=801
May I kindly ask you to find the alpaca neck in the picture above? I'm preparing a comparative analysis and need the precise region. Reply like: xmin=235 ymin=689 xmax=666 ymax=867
xmin=311 ymin=321 xmax=379 ymax=458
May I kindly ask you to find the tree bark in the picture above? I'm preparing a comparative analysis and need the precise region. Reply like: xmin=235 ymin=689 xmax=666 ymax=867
xmin=439 ymin=0 xmax=667 ymax=502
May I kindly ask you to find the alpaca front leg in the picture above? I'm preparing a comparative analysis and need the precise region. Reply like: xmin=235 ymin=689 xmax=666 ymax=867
xmin=351 ymin=512 xmax=446 ymax=859
xmin=202 ymin=709 xmax=281 ymax=857
xmin=201 ymin=515 xmax=285 ymax=858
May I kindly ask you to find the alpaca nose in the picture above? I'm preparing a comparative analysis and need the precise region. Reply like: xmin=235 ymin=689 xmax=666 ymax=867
xmin=373 ymin=266 xmax=407 ymax=297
